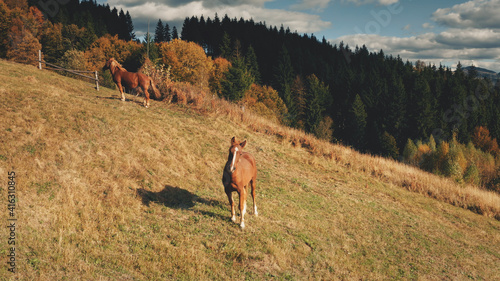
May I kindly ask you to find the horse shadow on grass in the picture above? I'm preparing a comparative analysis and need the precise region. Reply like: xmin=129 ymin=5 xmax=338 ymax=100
xmin=136 ymin=185 xmax=228 ymax=221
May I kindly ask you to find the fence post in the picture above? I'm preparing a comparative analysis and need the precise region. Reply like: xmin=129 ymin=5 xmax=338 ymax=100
xmin=95 ymin=71 xmax=99 ymax=91
xmin=38 ymin=50 xmax=42 ymax=70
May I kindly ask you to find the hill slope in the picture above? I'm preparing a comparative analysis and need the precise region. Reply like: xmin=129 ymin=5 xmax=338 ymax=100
xmin=0 ymin=59 xmax=499 ymax=280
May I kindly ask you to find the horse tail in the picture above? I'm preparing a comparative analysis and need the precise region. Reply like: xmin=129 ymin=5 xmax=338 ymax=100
xmin=150 ymin=79 xmax=161 ymax=100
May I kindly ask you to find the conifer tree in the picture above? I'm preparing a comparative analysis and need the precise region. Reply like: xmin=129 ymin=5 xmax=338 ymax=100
xmin=219 ymin=32 xmax=231 ymax=59
xmin=305 ymin=74 xmax=328 ymax=134
xmin=171 ymin=26 xmax=178 ymax=39
xmin=154 ymin=19 xmax=164 ymax=43
xmin=291 ymin=75 xmax=307 ymax=129
xmin=402 ymin=138 xmax=417 ymax=164
xmin=348 ymin=94 xmax=367 ymax=149
xmin=274 ymin=44 xmax=294 ymax=114
xmin=164 ymin=22 xmax=171 ymax=42
xmin=220 ymin=57 xmax=254 ymax=101
xmin=380 ymin=131 xmax=399 ymax=159
xmin=118 ymin=9 xmax=127 ymax=39
xmin=245 ymin=45 xmax=261 ymax=84
xmin=414 ymin=76 xmax=437 ymax=139
xmin=219 ymin=36 xmax=254 ymax=100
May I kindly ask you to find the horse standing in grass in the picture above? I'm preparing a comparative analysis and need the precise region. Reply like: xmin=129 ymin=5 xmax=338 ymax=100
xmin=222 ymin=137 xmax=258 ymax=229
xmin=103 ymin=58 xmax=160 ymax=108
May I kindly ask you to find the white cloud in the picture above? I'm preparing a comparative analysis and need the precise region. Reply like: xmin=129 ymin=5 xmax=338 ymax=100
xmin=112 ymin=0 xmax=331 ymax=36
xmin=422 ymin=22 xmax=434 ymax=29
xmin=436 ymin=28 xmax=500 ymax=48
xmin=291 ymin=0 xmax=331 ymax=12
xmin=107 ymin=0 xmax=272 ymax=8
xmin=331 ymin=32 xmax=500 ymax=70
xmin=343 ymin=0 xmax=400 ymax=5
xmin=329 ymin=1 xmax=500 ymax=72
xmin=432 ymin=0 xmax=500 ymax=29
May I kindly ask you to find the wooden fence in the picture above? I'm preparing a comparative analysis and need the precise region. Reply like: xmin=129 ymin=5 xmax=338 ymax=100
xmin=38 ymin=50 xmax=99 ymax=91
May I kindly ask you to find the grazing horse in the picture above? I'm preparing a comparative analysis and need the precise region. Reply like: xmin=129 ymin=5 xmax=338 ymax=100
xmin=222 ymin=137 xmax=258 ymax=229
xmin=103 ymin=58 xmax=160 ymax=108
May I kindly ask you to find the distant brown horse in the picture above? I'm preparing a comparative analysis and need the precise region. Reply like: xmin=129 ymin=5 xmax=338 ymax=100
xmin=222 ymin=137 xmax=258 ymax=229
xmin=103 ymin=58 xmax=160 ymax=108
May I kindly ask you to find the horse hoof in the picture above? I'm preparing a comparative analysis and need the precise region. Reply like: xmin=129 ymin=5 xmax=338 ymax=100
xmin=231 ymin=216 xmax=236 ymax=223
xmin=121 ymin=98 xmax=126 ymax=101
xmin=240 ymin=222 xmax=245 ymax=229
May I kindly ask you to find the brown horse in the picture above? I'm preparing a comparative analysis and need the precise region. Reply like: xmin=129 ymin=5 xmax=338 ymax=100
xmin=222 ymin=137 xmax=258 ymax=229
xmin=103 ymin=58 xmax=160 ymax=108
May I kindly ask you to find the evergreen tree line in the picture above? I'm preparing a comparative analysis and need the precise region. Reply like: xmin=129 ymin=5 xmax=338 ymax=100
xmin=28 ymin=0 xmax=135 ymax=41
xmin=180 ymin=15 xmax=500 ymax=158
xmin=153 ymin=19 xmax=179 ymax=43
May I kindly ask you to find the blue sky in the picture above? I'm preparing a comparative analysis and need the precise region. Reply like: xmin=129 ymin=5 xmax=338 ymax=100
xmin=97 ymin=0 xmax=500 ymax=72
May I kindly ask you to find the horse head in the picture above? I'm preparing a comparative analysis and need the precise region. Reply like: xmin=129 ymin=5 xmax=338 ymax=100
xmin=228 ymin=136 xmax=247 ymax=173
xmin=102 ymin=58 xmax=115 ymax=70
xmin=103 ymin=58 xmax=111 ymax=71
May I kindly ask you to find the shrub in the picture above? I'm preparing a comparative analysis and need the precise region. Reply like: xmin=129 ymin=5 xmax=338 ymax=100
xmin=241 ymin=84 xmax=287 ymax=123
xmin=443 ymin=145 xmax=466 ymax=181
xmin=380 ymin=131 xmax=399 ymax=160
xmin=139 ymin=57 xmax=171 ymax=100
xmin=60 ymin=49 xmax=87 ymax=76
xmin=428 ymin=135 xmax=436 ymax=151
xmin=314 ymin=116 xmax=334 ymax=142
xmin=402 ymin=139 xmax=417 ymax=165
xmin=168 ymin=81 xmax=206 ymax=107
xmin=435 ymin=141 xmax=449 ymax=172
xmin=463 ymin=163 xmax=480 ymax=186
xmin=416 ymin=143 xmax=431 ymax=165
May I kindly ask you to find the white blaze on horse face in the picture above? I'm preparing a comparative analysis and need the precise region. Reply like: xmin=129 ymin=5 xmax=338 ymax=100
xmin=230 ymin=147 xmax=238 ymax=173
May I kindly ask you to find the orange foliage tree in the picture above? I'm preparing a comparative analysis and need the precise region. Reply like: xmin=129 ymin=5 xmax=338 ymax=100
xmin=210 ymin=57 xmax=231 ymax=97
xmin=158 ymin=39 xmax=214 ymax=91
xmin=472 ymin=126 xmax=499 ymax=156
xmin=85 ymin=34 xmax=141 ymax=70
xmin=0 ymin=0 xmax=12 ymax=57
xmin=4 ymin=4 xmax=44 ymax=65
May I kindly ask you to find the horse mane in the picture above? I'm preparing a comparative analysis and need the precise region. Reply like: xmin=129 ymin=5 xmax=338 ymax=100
xmin=110 ymin=58 xmax=127 ymax=72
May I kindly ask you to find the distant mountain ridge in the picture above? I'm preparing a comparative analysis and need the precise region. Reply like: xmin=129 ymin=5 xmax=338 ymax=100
xmin=463 ymin=66 xmax=499 ymax=81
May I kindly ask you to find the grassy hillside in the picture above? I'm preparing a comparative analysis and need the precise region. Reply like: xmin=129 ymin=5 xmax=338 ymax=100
xmin=0 ymin=59 xmax=499 ymax=280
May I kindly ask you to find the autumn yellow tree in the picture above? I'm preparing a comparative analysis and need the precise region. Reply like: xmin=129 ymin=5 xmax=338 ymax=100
xmin=158 ymin=39 xmax=213 ymax=91
xmin=242 ymin=84 xmax=288 ymax=123
xmin=7 ymin=31 xmax=41 ymax=65
xmin=0 ymin=0 xmax=12 ymax=57
xmin=85 ymin=34 xmax=141 ymax=70
xmin=210 ymin=57 xmax=231 ymax=96
xmin=5 ymin=5 xmax=44 ymax=65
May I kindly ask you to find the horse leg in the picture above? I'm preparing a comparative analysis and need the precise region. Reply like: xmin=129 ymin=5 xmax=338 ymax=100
xmin=225 ymin=189 xmax=236 ymax=222
xmin=117 ymin=83 xmax=126 ymax=101
xmin=239 ymin=188 xmax=247 ymax=229
xmin=251 ymin=179 xmax=258 ymax=216
xmin=142 ymin=85 xmax=150 ymax=108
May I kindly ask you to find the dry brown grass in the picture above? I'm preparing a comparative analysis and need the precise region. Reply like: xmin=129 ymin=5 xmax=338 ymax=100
xmin=0 ymin=59 xmax=499 ymax=280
